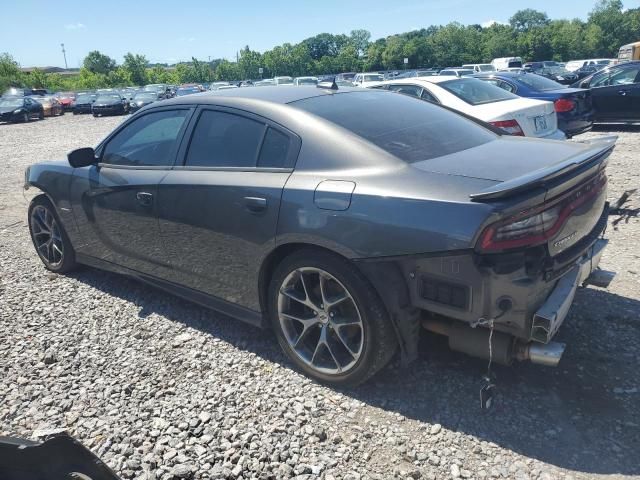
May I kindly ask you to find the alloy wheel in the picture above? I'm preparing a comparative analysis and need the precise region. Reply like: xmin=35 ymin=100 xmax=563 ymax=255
xmin=277 ymin=267 xmax=364 ymax=375
xmin=30 ymin=205 xmax=64 ymax=267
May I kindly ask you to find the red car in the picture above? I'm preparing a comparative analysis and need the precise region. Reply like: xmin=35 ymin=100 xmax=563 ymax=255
xmin=55 ymin=92 xmax=76 ymax=111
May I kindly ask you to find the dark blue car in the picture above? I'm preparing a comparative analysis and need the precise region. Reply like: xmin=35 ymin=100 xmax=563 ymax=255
xmin=474 ymin=72 xmax=594 ymax=137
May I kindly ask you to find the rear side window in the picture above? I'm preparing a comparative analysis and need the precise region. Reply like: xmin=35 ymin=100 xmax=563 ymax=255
xmin=292 ymin=91 xmax=496 ymax=163
xmin=258 ymin=127 xmax=291 ymax=168
xmin=388 ymin=84 xmax=422 ymax=98
xmin=186 ymin=110 xmax=265 ymax=167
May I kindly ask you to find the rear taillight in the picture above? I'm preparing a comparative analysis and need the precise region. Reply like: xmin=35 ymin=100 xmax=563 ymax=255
xmin=490 ymin=119 xmax=524 ymax=136
xmin=554 ymin=98 xmax=576 ymax=113
xmin=478 ymin=172 xmax=607 ymax=252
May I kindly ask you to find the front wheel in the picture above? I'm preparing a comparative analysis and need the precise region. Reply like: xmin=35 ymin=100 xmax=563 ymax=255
xmin=268 ymin=249 xmax=397 ymax=386
xmin=22 ymin=112 xmax=29 ymax=123
xmin=28 ymin=196 xmax=77 ymax=273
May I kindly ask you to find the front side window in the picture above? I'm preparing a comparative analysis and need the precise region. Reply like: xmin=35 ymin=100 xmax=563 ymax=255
xmin=609 ymin=67 xmax=640 ymax=86
xmin=185 ymin=110 xmax=265 ymax=168
xmin=102 ymin=110 xmax=189 ymax=166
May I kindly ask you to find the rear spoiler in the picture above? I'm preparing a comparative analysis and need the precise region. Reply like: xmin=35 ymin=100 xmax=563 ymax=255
xmin=470 ymin=136 xmax=617 ymax=202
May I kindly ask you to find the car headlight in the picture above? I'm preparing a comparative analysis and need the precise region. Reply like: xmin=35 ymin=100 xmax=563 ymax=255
xmin=13 ymin=109 xmax=22 ymax=114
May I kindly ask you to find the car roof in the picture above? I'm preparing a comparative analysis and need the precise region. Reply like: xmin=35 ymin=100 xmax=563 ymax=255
xmin=381 ymin=76 xmax=457 ymax=85
xmin=159 ymin=85 xmax=365 ymax=106
xmin=474 ymin=71 xmax=525 ymax=78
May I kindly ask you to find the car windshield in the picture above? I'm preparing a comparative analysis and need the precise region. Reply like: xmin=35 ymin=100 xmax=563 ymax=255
xmin=297 ymin=78 xmax=317 ymax=85
xmin=0 ymin=98 xmax=23 ymax=108
xmin=478 ymin=65 xmax=495 ymax=72
xmin=457 ymin=70 xmax=474 ymax=76
xmin=292 ymin=90 xmax=495 ymax=163
xmin=516 ymin=73 xmax=565 ymax=91
xmin=134 ymin=93 xmax=156 ymax=101
xmin=276 ymin=77 xmax=293 ymax=84
xmin=439 ymin=78 xmax=517 ymax=105
xmin=364 ymin=74 xmax=384 ymax=82
xmin=76 ymin=95 xmax=93 ymax=102
xmin=96 ymin=95 xmax=121 ymax=102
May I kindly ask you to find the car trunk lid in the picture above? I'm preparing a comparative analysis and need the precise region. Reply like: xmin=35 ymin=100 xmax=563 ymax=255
xmin=473 ymin=97 xmax=558 ymax=138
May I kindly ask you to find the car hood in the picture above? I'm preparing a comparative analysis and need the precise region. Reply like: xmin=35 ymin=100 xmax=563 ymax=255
xmin=410 ymin=136 xmax=602 ymax=182
xmin=94 ymin=101 xmax=121 ymax=106
xmin=0 ymin=106 xmax=20 ymax=114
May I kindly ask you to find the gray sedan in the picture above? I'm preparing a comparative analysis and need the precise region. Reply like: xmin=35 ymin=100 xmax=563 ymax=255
xmin=25 ymin=86 xmax=616 ymax=386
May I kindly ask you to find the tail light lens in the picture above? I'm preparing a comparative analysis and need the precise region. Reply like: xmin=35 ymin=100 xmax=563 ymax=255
xmin=478 ymin=172 xmax=607 ymax=252
xmin=554 ymin=98 xmax=576 ymax=112
xmin=490 ymin=119 xmax=524 ymax=136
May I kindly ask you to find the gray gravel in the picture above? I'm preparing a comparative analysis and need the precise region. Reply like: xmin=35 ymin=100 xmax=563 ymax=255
xmin=1 ymin=114 xmax=639 ymax=480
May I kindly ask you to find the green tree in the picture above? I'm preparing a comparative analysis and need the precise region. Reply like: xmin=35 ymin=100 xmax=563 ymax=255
xmin=83 ymin=50 xmax=116 ymax=75
xmin=509 ymin=9 xmax=550 ymax=31
xmin=29 ymin=68 xmax=48 ymax=88
xmin=0 ymin=53 xmax=24 ymax=92
xmin=349 ymin=29 xmax=371 ymax=57
xmin=122 ymin=53 xmax=148 ymax=85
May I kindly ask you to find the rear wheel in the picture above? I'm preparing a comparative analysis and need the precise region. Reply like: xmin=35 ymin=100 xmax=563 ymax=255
xmin=28 ymin=196 xmax=77 ymax=273
xmin=269 ymin=249 xmax=397 ymax=386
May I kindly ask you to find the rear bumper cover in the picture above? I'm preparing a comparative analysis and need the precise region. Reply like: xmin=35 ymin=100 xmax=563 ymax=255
xmin=357 ymin=208 xmax=611 ymax=361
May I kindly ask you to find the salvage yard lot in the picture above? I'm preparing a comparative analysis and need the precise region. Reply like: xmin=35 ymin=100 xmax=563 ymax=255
xmin=0 ymin=114 xmax=639 ymax=480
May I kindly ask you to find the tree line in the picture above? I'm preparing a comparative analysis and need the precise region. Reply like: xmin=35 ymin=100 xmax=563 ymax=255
xmin=1 ymin=0 xmax=638 ymax=93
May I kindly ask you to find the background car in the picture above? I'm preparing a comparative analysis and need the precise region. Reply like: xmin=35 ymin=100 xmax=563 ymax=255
xmin=352 ymin=72 xmax=384 ymax=87
xmin=273 ymin=76 xmax=294 ymax=85
xmin=372 ymin=77 xmax=565 ymax=139
xmin=25 ymin=86 xmax=614 ymax=386
xmin=129 ymin=91 xmax=162 ymax=112
xmin=72 ymin=93 xmax=97 ymax=114
xmin=92 ymin=93 xmax=128 ymax=116
xmin=438 ymin=68 xmax=475 ymax=77
xmin=175 ymin=86 xmax=201 ymax=96
xmin=462 ymin=63 xmax=496 ymax=73
xmin=209 ymin=82 xmax=230 ymax=90
xmin=524 ymin=64 xmax=578 ymax=85
xmin=0 ymin=96 xmax=44 ymax=122
xmin=31 ymin=95 xmax=64 ymax=117
xmin=474 ymin=72 xmax=594 ymax=137
xmin=294 ymin=76 xmax=318 ymax=86
xmin=572 ymin=60 xmax=640 ymax=123
xmin=54 ymin=92 xmax=76 ymax=111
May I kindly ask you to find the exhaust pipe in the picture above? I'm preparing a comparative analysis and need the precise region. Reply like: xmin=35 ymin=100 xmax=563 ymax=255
xmin=515 ymin=341 xmax=566 ymax=367
xmin=422 ymin=318 xmax=565 ymax=367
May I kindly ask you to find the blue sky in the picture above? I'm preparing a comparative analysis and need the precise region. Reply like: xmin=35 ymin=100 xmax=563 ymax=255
xmin=3 ymin=0 xmax=639 ymax=68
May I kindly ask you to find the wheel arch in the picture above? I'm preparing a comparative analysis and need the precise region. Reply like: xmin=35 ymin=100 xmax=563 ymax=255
xmin=258 ymin=242 xmax=419 ymax=364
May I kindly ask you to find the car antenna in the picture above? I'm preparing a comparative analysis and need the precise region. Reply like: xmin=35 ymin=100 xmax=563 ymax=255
xmin=317 ymin=77 xmax=338 ymax=90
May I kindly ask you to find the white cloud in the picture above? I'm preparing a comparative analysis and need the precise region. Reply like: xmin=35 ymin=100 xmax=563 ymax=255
xmin=64 ymin=22 xmax=86 ymax=30
xmin=481 ymin=19 xmax=507 ymax=28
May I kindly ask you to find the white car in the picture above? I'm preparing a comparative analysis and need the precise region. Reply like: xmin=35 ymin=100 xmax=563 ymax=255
xmin=370 ymin=77 xmax=565 ymax=140
xmin=565 ymin=58 xmax=613 ymax=72
xmin=438 ymin=68 xmax=475 ymax=77
xmin=294 ymin=76 xmax=318 ymax=86
xmin=462 ymin=63 xmax=496 ymax=73
xmin=273 ymin=76 xmax=294 ymax=85
xmin=352 ymin=72 xmax=385 ymax=87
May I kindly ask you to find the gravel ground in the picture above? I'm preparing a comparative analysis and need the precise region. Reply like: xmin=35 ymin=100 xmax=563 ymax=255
xmin=0 ymin=114 xmax=639 ymax=480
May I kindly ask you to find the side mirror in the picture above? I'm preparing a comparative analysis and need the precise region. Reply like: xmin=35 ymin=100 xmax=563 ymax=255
xmin=68 ymin=147 xmax=97 ymax=168
xmin=580 ymin=80 xmax=590 ymax=88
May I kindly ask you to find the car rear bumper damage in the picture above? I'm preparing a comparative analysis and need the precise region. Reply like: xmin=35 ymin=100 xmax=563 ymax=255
xmin=357 ymin=209 xmax=614 ymax=368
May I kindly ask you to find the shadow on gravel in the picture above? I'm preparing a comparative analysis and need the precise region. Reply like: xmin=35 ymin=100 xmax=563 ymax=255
xmin=69 ymin=268 xmax=640 ymax=476
xmin=592 ymin=124 xmax=640 ymax=133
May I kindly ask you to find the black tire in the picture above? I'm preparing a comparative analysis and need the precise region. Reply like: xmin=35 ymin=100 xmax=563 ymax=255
xmin=268 ymin=248 xmax=397 ymax=387
xmin=39 ymin=110 xmax=44 ymax=120
xmin=22 ymin=112 xmax=29 ymax=123
xmin=28 ymin=196 xmax=78 ymax=274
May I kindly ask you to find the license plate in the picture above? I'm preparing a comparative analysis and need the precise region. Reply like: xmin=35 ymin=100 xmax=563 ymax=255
xmin=534 ymin=115 xmax=548 ymax=132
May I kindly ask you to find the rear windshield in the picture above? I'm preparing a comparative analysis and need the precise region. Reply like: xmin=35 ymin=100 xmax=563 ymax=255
xmin=516 ymin=73 xmax=565 ymax=91
xmin=291 ymin=91 xmax=495 ymax=163
xmin=439 ymin=78 xmax=518 ymax=105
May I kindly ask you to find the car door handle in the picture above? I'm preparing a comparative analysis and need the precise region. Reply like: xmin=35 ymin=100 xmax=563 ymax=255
xmin=617 ymin=89 xmax=630 ymax=96
xmin=136 ymin=191 xmax=153 ymax=207
xmin=243 ymin=196 xmax=267 ymax=213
